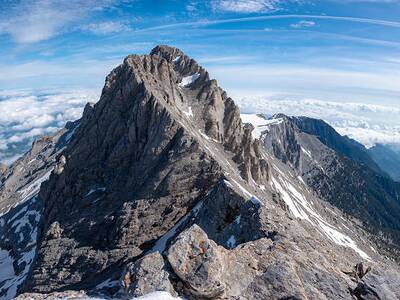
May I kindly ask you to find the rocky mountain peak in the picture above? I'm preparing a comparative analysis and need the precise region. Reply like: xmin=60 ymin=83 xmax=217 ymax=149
xmin=98 ymin=46 xmax=268 ymax=183
xmin=19 ymin=46 xmax=270 ymax=293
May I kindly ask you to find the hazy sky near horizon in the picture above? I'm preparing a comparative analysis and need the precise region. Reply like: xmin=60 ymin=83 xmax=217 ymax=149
xmin=0 ymin=0 xmax=400 ymax=163
xmin=0 ymin=0 xmax=400 ymax=104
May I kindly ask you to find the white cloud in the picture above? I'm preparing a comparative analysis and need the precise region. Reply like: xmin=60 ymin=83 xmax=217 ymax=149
xmin=291 ymin=20 xmax=316 ymax=28
xmin=81 ymin=21 xmax=131 ymax=35
xmin=0 ymin=89 xmax=99 ymax=164
xmin=212 ymin=0 xmax=281 ymax=13
xmin=0 ymin=0 xmax=118 ymax=43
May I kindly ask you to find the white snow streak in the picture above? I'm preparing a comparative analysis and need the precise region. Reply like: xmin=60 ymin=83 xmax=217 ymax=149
xmin=0 ymin=250 xmax=15 ymax=286
xmin=183 ymin=107 xmax=193 ymax=118
xmin=271 ymin=168 xmax=370 ymax=260
xmin=149 ymin=201 xmax=203 ymax=254
xmin=173 ymin=56 xmax=181 ymax=62
xmin=301 ymin=147 xmax=312 ymax=159
xmin=18 ymin=169 xmax=52 ymax=204
xmin=86 ymin=187 xmax=106 ymax=197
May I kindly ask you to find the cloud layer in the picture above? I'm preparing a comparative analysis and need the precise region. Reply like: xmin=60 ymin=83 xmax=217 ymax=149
xmin=235 ymin=95 xmax=400 ymax=148
xmin=0 ymin=89 xmax=99 ymax=164
xmin=1 ymin=88 xmax=399 ymax=165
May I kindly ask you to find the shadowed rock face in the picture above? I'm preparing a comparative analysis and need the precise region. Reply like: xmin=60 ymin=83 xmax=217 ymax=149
xmin=0 ymin=126 xmax=75 ymax=299
xmin=368 ymin=143 xmax=400 ymax=182
xmin=23 ymin=45 xmax=269 ymax=292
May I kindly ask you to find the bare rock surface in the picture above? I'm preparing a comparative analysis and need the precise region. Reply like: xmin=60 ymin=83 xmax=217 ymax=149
xmin=121 ymin=252 xmax=176 ymax=297
xmin=167 ymin=224 xmax=225 ymax=298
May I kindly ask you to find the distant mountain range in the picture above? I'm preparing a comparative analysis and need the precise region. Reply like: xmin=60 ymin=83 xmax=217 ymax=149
xmin=1 ymin=46 xmax=400 ymax=300
xmin=369 ymin=143 xmax=400 ymax=182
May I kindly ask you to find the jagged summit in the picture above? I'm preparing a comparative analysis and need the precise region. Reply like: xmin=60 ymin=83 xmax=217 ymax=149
xmin=22 ymin=45 xmax=270 ymax=293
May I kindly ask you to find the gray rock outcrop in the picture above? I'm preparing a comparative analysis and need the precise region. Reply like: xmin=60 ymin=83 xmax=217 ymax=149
xmin=167 ymin=225 xmax=225 ymax=298
xmin=121 ymin=252 xmax=175 ymax=297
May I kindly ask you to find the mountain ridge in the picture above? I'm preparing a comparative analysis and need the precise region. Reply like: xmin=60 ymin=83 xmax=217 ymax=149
xmin=252 ymin=113 xmax=400 ymax=258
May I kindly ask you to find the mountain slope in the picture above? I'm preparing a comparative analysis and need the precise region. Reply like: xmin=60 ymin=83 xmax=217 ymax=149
xmin=290 ymin=116 xmax=384 ymax=175
xmin=253 ymin=114 xmax=400 ymax=257
xmin=0 ymin=123 xmax=76 ymax=299
xmin=1 ymin=46 xmax=399 ymax=299
xmin=369 ymin=143 xmax=400 ymax=182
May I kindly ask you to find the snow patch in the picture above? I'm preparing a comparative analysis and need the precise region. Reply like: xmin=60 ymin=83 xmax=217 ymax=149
xmin=240 ymin=114 xmax=284 ymax=139
xmin=271 ymin=168 xmax=370 ymax=260
xmin=301 ymin=147 xmax=312 ymax=159
xmin=250 ymin=196 xmax=262 ymax=208
xmin=230 ymin=179 xmax=252 ymax=198
xmin=95 ymin=278 xmax=120 ymax=290
xmin=18 ymin=169 xmax=52 ymax=204
xmin=183 ymin=107 xmax=193 ymax=118
xmin=0 ymin=249 xmax=15 ymax=285
xmin=0 ymin=249 xmax=17 ymax=300
xmin=271 ymin=176 xmax=310 ymax=221
xmin=133 ymin=291 xmax=185 ymax=300
xmin=235 ymin=215 xmax=241 ymax=224
xmin=199 ymin=131 xmax=211 ymax=141
xmin=86 ymin=187 xmax=106 ymax=197
xmin=65 ymin=122 xmax=80 ymax=142
xmin=179 ymin=73 xmax=200 ymax=87
xmin=318 ymin=221 xmax=370 ymax=260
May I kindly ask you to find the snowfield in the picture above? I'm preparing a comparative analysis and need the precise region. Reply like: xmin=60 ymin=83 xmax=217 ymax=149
xmin=179 ymin=73 xmax=200 ymax=87
xmin=271 ymin=165 xmax=370 ymax=260
xmin=240 ymin=114 xmax=284 ymax=139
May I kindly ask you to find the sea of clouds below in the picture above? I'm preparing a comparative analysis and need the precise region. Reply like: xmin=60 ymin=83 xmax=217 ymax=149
xmin=1 ymin=89 xmax=399 ymax=165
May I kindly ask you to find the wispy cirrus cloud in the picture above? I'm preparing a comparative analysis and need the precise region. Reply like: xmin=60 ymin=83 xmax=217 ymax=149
xmin=0 ymin=0 xmax=120 ymax=43
xmin=212 ymin=0 xmax=282 ymax=13
xmin=291 ymin=20 xmax=316 ymax=28
xmin=80 ymin=21 xmax=131 ymax=35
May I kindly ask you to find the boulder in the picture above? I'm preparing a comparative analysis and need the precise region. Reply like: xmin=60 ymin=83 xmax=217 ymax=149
xmin=167 ymin=225 xmax=225 ymax=298
xmin=121 ymin=252 xmax=175 ymax=297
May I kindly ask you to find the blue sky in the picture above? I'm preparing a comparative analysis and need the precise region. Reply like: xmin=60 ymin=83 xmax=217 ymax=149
xmin=1 ymin=0 xmax=400 ymax=163
xmin=1 ymin=0 xmax=400 ymax=103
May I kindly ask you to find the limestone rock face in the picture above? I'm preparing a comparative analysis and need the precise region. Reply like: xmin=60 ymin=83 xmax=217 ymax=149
xmin=23 ymin=45 xmax=270 ymax=293
xmin=0 ymin=163 xmax=7 ymax=175
xmin=352 ymin=270 xmax=400 ymax=300
xmin=0 ymin=125 xmax=76 ymax=299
